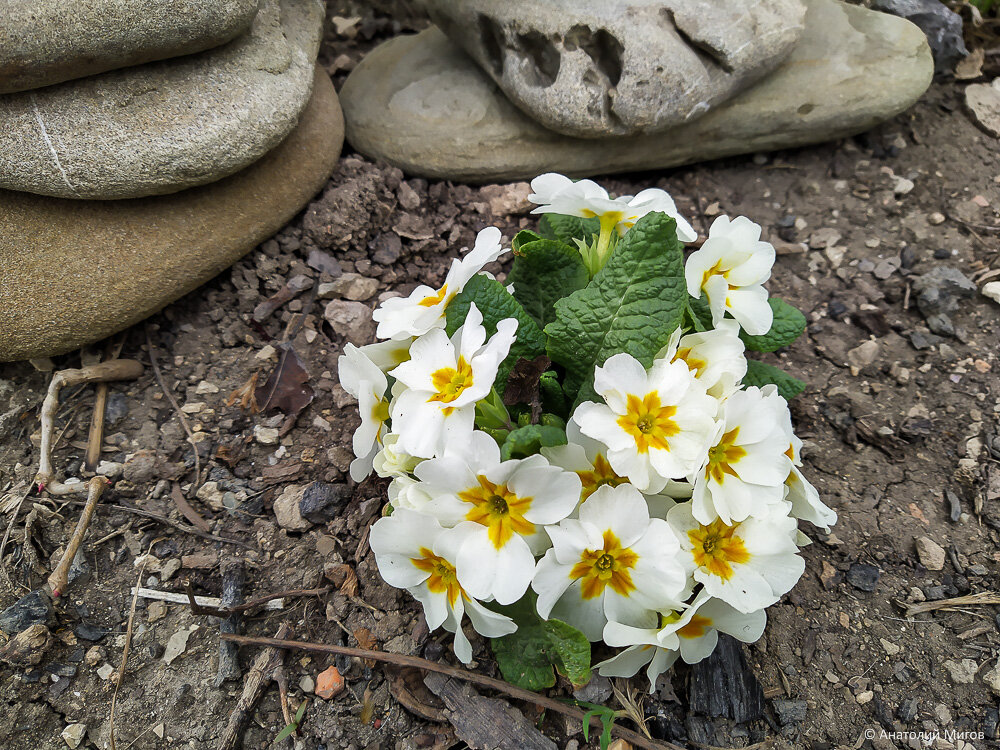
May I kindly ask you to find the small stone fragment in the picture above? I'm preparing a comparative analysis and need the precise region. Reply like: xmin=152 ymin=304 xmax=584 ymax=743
xmin=0 ymin=589 xmax=51 ymax=634
xmin=61 ymin=723 xmax=87 ymax=749
xmin=880 ymin=638 xmax=901 ymax=656
xmin=773 ymin=699 xmax=807 ymax=725
xmin=315 ymin=665 xmax=345 ymax=699
xmin=299 ymin=674 xmax=316 ymax=693
xmin=982 ymin=281 xmax=1000 ymax=305
xmin=324 ymin=300 xmax=375 ymax=345
xmin=847 ymin=340 xmax=879 ymax=373
xmin=0 ymin=624 xmax=53 ymax=666
xmin=845 ymin=563 xmax=880 ymax=592
xmin=942 ymin=658 xmax=977 ymax=684
xmin=254 ymin=425 xmax=280 ymax=446
xmin=273 ymin=485 xmax=313 ymax=531
xmin=914 ymin=536 xmax=946 ymax=571
xmin=96 ymin=663 xmax=115 ymax=680
xmin=983 ymin=658 xmax=1000 ymax=696
xmin=163 ymin=627 xmax=194 ymax=665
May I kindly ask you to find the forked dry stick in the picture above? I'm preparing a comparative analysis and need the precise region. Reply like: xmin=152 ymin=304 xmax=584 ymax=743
xmin=47 ymin=476 xmax=109 ymax=597
xmin=35 ymin=359 xmax=144 ymax=494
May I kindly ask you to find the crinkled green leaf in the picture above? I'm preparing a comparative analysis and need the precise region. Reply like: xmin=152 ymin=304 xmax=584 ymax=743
xmin=512 ymin=229 xmax=543 ymax=252
xmin=445 ymin=274 xmax=546 ymax=387
xmin=544 ymin=212 xmax=687 ymax=406
xmin=538 ymin=214 xmax=600 ymax=246
xmin=740 ymin=298 xmax=807 ymax=352
xmin=539 ymin=370 xmax=568 ymax=418
xmin=500 ymin=424 xmax=567 ymax=460
xmin=492 ymin=595 xmax=591 ymax=690
xmin=508 ymin=240 xmax=590 ymax=329
xmin=743 ymin=359 xmax=806 ymax=400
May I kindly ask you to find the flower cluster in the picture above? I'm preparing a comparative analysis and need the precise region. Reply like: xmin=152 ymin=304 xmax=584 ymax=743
xmin=339 ymin=173 xmax=835 ymax=691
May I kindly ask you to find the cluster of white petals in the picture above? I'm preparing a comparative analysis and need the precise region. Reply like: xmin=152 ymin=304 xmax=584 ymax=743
xmin=337 ymin=177 xmax=835 ymax=686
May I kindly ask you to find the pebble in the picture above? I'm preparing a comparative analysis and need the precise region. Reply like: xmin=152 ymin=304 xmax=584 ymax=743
xmin=847 ymin=340 xmax=880 ymax=373
xmin=299 ymin=481 xmax=352 ymax=524
xmin=299 ymin=674 xmax=316 ymax=693
xmin=317 ymin=273 xmax=379 ymax=302
xmin=914 ymin=536 xmax=946 ymax=571
xmin=96 ymin=460 xmax=125 ymax=479
xmin=163 ymin=626 xmax=195 ymax=665
xmin=254 ymin=425 xmax=280 ymax=446
xmin=983 ymin=659 xmax=1000 ymax=696
xmin=773 ymin=699 xmax=808 ymax=725
xmin=315 ymin=665 xmax=345 ymax=699
xmin=84 ymin=647 xmax=104 ymax=667
xmin=61 ymin=724 xmax=87 ymax=749
xmin=856 ymin=690 xmax=874 ymax=704
xmin=845 ymin=563 xmax=880 ymax=592
xmin=880 ymin=638 xmax=901 ymax=656
xmin=572 ymin=675 xmax=613 ymax=704
xmin=196 ymin=480 xmax=227 ymax=510
xmin=324 ymin=300 xmax=376 ymax=345
xmin=273 ymin=484 xmax=313 ymax=531
xmin=942 ymin=658 xmax=978 ymax=684
xmin=0 ymin=589 xmax=51 ymax=635
xmin=982 ymin=281 xmax=1000 ymax=305
xmin=928 ymin=211 xmax=946 ymax=225
xmin=96 ymin=663 xmax=115 ymax=680
xmin=0 ymin=623 xmax=53 ymax=666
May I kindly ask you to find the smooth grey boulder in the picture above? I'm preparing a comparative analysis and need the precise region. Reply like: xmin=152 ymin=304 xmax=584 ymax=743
xmin=0 ymin=0 xmax=261 ymax=95
xmin=341 ymin=0 xmax=932 ymax=182
xmin=422 ymin=0 xmax=807 ymax=137
xmin=0 ymin=0 xmax=323 ymax=200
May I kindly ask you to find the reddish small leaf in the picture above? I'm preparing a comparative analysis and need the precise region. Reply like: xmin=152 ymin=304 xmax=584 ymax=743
xmin=254 ymin=343 xmax=315 ymax=417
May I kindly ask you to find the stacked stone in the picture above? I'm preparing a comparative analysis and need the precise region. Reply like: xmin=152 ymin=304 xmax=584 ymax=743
xmin=0 ymin=0 xmax=345 ymax=362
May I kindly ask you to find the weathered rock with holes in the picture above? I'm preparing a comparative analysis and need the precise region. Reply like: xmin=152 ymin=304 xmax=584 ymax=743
xmin=422 ymin=0 xmax=807 ymax=137
xmin=0 ymin=69 xmax=344 ymax=362
xmin=0 ymin=0 xmax=260 ymax=95
xmin=341 ymin=0 xmax=932 ymax=182
xmin=0 ymin=0 xmax=323 ymax=199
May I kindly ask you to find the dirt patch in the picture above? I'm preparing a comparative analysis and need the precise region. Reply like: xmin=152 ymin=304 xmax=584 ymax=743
xmin=2 ymin=6 xmax=1000 ymax=750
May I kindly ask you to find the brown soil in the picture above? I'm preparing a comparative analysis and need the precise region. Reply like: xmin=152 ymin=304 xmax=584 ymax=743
xmin=2 ymin=4 xmax=999 ymax=750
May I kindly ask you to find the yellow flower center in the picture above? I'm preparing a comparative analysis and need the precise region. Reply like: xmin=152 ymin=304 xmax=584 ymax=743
xmin=418 ymin=284 xmax=450 ymax=308
xmin=429 ymin=355 xmax=474 ymax=409
xmin=459 ymin=475 xmax=535 ymax=550
xmin=371 ymin=399 xmax=390 ymax=424
xmin=577 ymin=453 xmax=628 ymax=500
xmin=617 ymin=392 xmax=679 ymax=454
xmin=411 ymin=547 xmax=463 ymax=606
xmin=688 ymin=518 xmax=751 ymax=581
xmin=705 ymin=427 xmax=747 ymax=484
xmin=700 ymin=259 xmax=732 ymax=290
xmin=674 ymin=346 xmax=707 ymax=377
xmin=569 ymin=529 xmax=639 ymax=600
xmin=677 ymin=613 xmax=713 ymax=639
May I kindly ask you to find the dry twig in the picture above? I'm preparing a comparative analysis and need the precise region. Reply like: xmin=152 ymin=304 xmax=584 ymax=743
xmin=47 ymin=477 xmax=108 ymax=597
xmin=219 ymin=624 xmax=293 ymax=750
xmin=222 ymin=634 xmax=680 ymax=750
xmin=110 ymin=551 xmax=152 ymax=750
xmin=35 ymin=359 xmax=144 ymax=494
xmin=904 ymin=591 xmax=1000 ymax=618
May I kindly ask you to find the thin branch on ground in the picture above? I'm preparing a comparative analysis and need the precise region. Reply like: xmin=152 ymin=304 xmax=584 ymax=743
xmin=85 ymin=339 xmax=125 ymax=472
xmin=903 ymin=591 xmax=1000 ymax=618
xmin=35 ymin=359 xmax=144 ymax=494
xmin=221 ymin=634 xmax=681 ymax=750
xmin=110 ymin=551 xmax=152 ymax=750
xmin=219 ymin=624 xmax=293 ymax=750
xmin=47 ymin=476 xmax=109 ymax=597
xmin=184 ymin=583 xmax=329 ymax=617
xmin=145 ymin=325 xmax=203 ymax=497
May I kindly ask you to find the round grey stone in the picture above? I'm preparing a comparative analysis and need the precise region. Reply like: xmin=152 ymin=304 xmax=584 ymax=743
xmin=341 ymin=0 xmax=932 ymax=183
xmin=0 ymin=0 xmax=324 ymax=200
xmin=0 ymin=0 xmax=261 ymax=95
xmin=422 ymin=0 xmax=807 ymax=137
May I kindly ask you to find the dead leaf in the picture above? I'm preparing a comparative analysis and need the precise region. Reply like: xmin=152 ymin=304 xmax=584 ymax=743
xmin=255 ymin=343 xmax=315 ymax=417
xmin=325 ymin=563 xmax=359 ymax=597
xmin=386 ymin=667 xmax=447 ymax=722
xmin=502 ymin=355 xmax=551 ymax=422
xmin=353 ymin=628 xmax=378 ymax=667
xmin=956 ymin=47 xmax=985 ymax=80
xmin=171 ymin=483 xmax=211 ymax=533
xmin=226 ymin=371 xmax=261 ymax=413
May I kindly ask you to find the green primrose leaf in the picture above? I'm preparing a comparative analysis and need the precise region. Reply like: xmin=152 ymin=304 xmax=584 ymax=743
xmin=740 ymin=298 xmax=807 ymax=352
xmin=743 ymin=359 xmax=806 ymax=400
xmin=492 ymin=594 xmax=591 ymax=690
xmin=508 ymin=239 xmax=590 ymax=329
xmin=500 ymin=424 xmax=567 ymax=460
xmin=544 ymin=212 xmax=687 ymax=406
xmin=445 ymin=274 xmax=546 ymax=388
xmin=538 ymin=213 xmax=601 ymax=246
xmin=512 ymin=229 xmax=543 ymax=252
xmin=538 ymin=370 xmax=568 ymax=419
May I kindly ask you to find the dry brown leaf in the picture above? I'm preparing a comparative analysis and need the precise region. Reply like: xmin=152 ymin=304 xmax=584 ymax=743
xmin=254 ymin=343 xmax=315 ymax=417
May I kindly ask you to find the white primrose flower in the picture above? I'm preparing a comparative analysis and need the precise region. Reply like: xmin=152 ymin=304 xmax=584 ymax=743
xmin=572 ymin=353 xmax=718 ymax=494
xmin=356 ymin=338 xmax=414 ymax=372
xmin=532 ymin=484 xmax=687 ymax=641
xmin=373 ymin=433 xmax=422 ymax=479
xmin=528 ymin=173 xmax=696 ymax=242
xmin=414 ymin=431 xmax=581 ymax=605
xmin=542 ymin=421 xmax=630 ymax=502
xmin=657 ymin=320 xmax=747 ymax=400
xmin=691 ymin=386 xmax=794 ymax=525
xmin=598 ymin=592 xmax=766 ymax=690
xmin=667 ymin=502 xmax=804 ymax=613
xmin=389 ymin=303 xmax=517 ymax=459
xmin=685 ymin=215 xmax=776 ymax=335
xmin=387 ymin=476 xmax=433 ymax=512
xmin=373 ymin=227 xmax=507 ymax=340
xmin=338 ymin=343 xmax=390 ymax=481
xmin=369 ymin=508 xmax=516 ymax=663
xmin=784 ymin=434 xmax=837 ymax=531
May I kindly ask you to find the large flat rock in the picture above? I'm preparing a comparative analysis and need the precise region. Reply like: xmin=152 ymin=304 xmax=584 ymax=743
xmin=422 ymin=0 xmax=806 ymax=137
xmin=0 ymin=0 xmax=260 ymax=95
xmin=341 ymin=0 xmax=932 ymax=183
xmin=0 ymin=69 xmax=344 ymax=363
xmin=0 ymin=0 xmax=323 ymax=200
